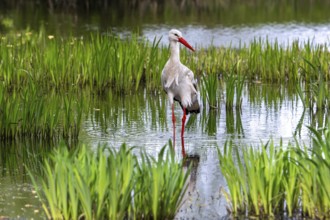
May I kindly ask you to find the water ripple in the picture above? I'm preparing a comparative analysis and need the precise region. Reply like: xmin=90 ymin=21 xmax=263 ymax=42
xmin=143 ymin=23 xmax=330 ymax=48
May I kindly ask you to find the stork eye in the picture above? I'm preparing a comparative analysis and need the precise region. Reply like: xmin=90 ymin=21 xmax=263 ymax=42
xmin=174 ymin=33 xmax=179 ymax=37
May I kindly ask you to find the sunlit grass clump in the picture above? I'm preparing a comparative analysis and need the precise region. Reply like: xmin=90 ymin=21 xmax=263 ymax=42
xmin=29 ymin=143 xmax=190 ymax=219
xmin=218 ymin=124 xmax=330 ymax=218
xmin=1 ymin=30 xmax=330 ymax=93
xmin=0 ymin=30 xmax=167 ymax=93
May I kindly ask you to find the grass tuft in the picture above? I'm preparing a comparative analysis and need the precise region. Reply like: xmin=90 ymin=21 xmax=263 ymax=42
xmin=28 ymin=142 xmax=190 ymax=219
xmin=219 ymin=123 xmax=330 ymax=218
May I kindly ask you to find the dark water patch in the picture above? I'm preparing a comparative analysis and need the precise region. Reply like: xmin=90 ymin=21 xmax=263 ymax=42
xmin=0 ymin=140 xmax=53 ymax=219
xmin=1 ymin=1 xmax=330 ymax=48
xmin=2 ymin=0 xmax=330 ymax=30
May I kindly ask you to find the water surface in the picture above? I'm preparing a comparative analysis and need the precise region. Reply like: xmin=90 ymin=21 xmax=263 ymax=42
xmin=1 ymin=1 xmax=330 ymax=48
xmin=143 ymin=23 xmax=330 ymax=48
xmin=0 ymin=83 xmax=326 ymax=219
xmin=79 ymin=85 xmax=313 ymax=219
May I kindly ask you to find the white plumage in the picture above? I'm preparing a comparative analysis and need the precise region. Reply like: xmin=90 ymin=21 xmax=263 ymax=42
xmin=161 ymin=29 xmax=200 ymax=114
xmin=161 ymin=29 xmax=201 ymax=150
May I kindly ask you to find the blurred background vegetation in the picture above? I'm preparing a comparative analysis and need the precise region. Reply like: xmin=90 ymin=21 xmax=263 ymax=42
xmin=1 ymin=0 xmax=330 ymax=34
xmin=1 ymin=0 xmax=330 ymax=11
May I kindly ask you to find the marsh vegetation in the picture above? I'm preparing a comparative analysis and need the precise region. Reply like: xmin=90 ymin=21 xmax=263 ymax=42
xmin=1 ymin=30 xmax=330 ymax=219
xmin=1 ymin=1 xmax=330 ymax=218
xmin=219 ymin=125 xmax=330 ymax=218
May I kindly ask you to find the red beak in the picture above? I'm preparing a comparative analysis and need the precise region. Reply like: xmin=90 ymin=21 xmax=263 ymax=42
xmin=178 ymin=37 xmax=195 ymax=52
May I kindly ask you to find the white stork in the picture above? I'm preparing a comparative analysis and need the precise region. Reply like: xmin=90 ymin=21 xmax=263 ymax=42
xmin=161 ymin=29 xmax=201 ymax=154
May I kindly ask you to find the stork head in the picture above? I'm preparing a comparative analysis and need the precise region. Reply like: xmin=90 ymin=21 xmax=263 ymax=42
xmin=169 ymin=29 xmax=195 ymax=52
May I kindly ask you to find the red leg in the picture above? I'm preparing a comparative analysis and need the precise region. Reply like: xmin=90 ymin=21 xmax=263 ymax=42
xmin=181 ymin=108 xmax=187 ymax=137
xmin=181 ymin=135 xmax=186 ymax=157
xmin=172 ymin=103 xmax=176 ymax=148
xmin=181 ymin=108 xmax=187 ymax=157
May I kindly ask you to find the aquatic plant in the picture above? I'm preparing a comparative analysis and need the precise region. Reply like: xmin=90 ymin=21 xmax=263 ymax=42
xmin=297 ymin=125 xmax=330 ymax=218
xmin=133 ymin=144 xmax=190 ymax=219
xmin=200 ymin=72 xmax=219 ymax=109
xmin=0 ymin=85 xmax=86 ymax=141
xmin=0 ymin=31 xmax=152 ymax=92
xmin=28 ymin=143 xmax=190 ymax=219
xmin=235 ymin=73 xmax=245 ymax=110
xmin=225 ymin=74 xmax=235 ymax=109
xmin=297 ymin=58 xmax=330 ymax=111
xmin=219 ymin=140 xmax=288 ymax=217
xmin=2 ymin=30 xmax=330 ymax=143
xmin=224 ymin=65 xmax=244 ymax=110
xmin=218 ymin=124 xmax=330 ymax=218
xmin=1 ymin=31 xmax=330 ymax=93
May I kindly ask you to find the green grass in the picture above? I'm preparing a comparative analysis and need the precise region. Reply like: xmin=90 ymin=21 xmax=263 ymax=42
xmin=28 ymin=142 xmax=190 ymax=219
xmin=200 ymin=72 xmax=219 ymax=109
xmin=0 ymin=83 xmax=170 ymax=141
xmin=1 ymin=30 xmax=330 ymax=92
xmin=0 ymin=30 xmax=168 ymax=93
xmin=218 ymin=124 xmax=330 ymax=218
xmin=0 ymin=85 xmax=85 ymax=141
xmin=297 ymin=58 xmax=330 ymax=111
xmin=1 ymin=30 xmax=330 ymax=141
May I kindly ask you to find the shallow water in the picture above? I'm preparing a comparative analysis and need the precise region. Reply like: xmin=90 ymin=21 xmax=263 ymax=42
xmin=2 ymin=1 xmax=330 ymax=48
xmin=0 ymin=176 xmax=43 ymax=219
xmin=0 ymin=142 xmax=47 ymax=219
xmin=0 ymin=83 xmax=327 ymax=218
xmin=79 ymin=86 xmax=322 ymax=218
xmin=82 ymin=84 xmax=311 ymax=149
xmin=143 ymin=23 xmax=330 ymax=48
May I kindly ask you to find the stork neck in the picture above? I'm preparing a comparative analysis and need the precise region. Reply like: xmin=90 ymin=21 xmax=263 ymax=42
xmin=170 ymin=41 xmax=180 ymax=62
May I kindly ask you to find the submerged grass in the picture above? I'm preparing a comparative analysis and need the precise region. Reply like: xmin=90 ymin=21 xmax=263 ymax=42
xmin=219 ymin=124 xmax=330 ymax=218
xmin=28 ymin=142 xmax=190 ymax=219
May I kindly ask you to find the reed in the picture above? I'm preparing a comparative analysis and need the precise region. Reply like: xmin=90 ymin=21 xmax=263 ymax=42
xmin=200 ymin=72 xmax=219 ymax=109
xmin=235 ymin=73 xmax=245 ymax=110
xmin=1 ymin=31 xmax=330 ymax=93
xmin=297 ymin=58 xmax=330 ymax=111
xmin=0 ymin=85 xmax=85 ymax=141
xmin=218 ymin=141 xmax=247 ymax=214
xmin=28 ymin=142 xmax=190 ymax=219
xmin=301 ymin=125 xmax=330 ymax=217
xmin=219 ymin=124 xmax=330 ymax=218
xmin=133 ymin=144 xmax=190 ymax=219
xmin=219 ymin=140 xmax=288 ymax=217
xmin=225 ymin=74 xmax=235 ymax=109
xmin=224 ymin=67 xmax=245 ymax=110
xmin=0 ymin=30 xmax=169 ymax=93
xmin=2 ymin=30 xmax=330 ymax=142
